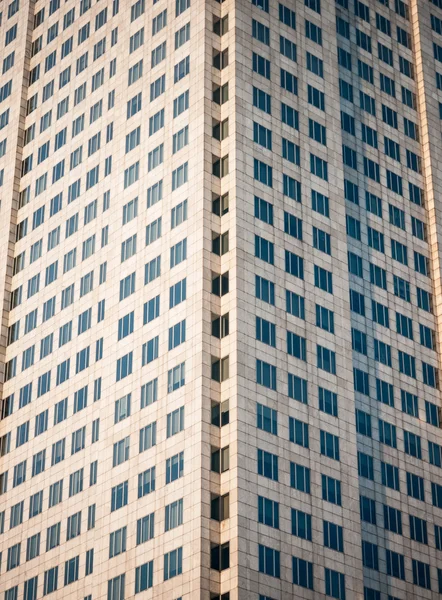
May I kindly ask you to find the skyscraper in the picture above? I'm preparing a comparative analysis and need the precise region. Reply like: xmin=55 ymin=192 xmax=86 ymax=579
xmin=2 ymin=0 xmax=442 ymax=597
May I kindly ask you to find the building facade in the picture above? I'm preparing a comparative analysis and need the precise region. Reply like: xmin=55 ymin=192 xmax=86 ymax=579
xmin=1 ymin=0 xmax=442 ymax=598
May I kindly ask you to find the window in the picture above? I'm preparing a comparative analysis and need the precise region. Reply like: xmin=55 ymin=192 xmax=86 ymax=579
xmin=362 ymin=542 xmax=379 ymax=574
xmin=166 ymin=451 xmax=184 ymax=483
xmin=313 ymin=227 xmax=331 ymax=254
xmin=63 ymin=555 xmax=79 ymax=586
xmin=256 ymin=359 xmax=276 ymax=390
xmin=139 ymin=422 xmax=157 ymax=452
xmin=10 ymin=501 xmax=24 ymax=528
xmin=325 ymin=569 xmax=346 ymax=599
xmin=324 ymin=521 xmax=344 ymax=553
xmin=143 ymin=296 xmax=160 ymax=324
xmin=281 ymin=105 xmax=298 ymax=134
xmin=289 ymin=418 xmax=309 ymax=448
xmin=321 ymin=431 xmax=340 ymax=460
xmin=307 ymin=85 xmax=324 ymax=110
xmin=319 ymin=387 xmax=338 ymax=417
xmin=167 ymin=407 xmax=184 ymax=437
xmin=307 ymin=52 xmax=323 ymax=76
xmin=173 ymin=126 xmax=189 ymax=154
xmin=211 ymin=356 xmax=229 ymax=382
xmin=51 ymin=439 xmax=65 ymax=465
xmin=138 ymin=468 xmax=155 ymax=499
xmin=211 ymin=493 xmax=229 ymax=521
xmin=170 ymin=239 xmax=187 ymax=268
xmin=164 ymin=548 xmax=183 ymax=581
xmin=287 ymin=332 xmax=306 ymax=361
xmin=283 ymin=175 xmax=301 ymax=201
xmin=255 ymin=235 xmax=274 ymax=264
xmin=213 ymin=192 xmax=229 ymax=216
xmin=430 ymin=441 xmax=442 ymax=467
xmin=322 ymin=474 xmax=341 ymax=505
xmin=176 ymin=0 xmax=190 ymax=15
xmin=406 ymin=471 xmax=425 ymax=501
xmin=116 ymin=353 xmax=133 ymax=382
xmin=7 ymin=543 xmax=21 ymax=571
xmin=115 ymin=394 xmax=131 ymax=424
xmin=256 ymin=401 xmax=278 ymax=435
xmin=310 ymin=153 xmax=328 ymax=180
xmin=253 ymin=87 xmax=271 ymax=115
xmin=111 ymin=481 xmax=128 ymax=511
xmin=285 ymin=251 xmax=304 ymax=279
xmin=379 ymin=418 xmax=397 ymax=448
xmin=286 ymin=291 xmax=305 ymax=320
xmin=168 ymin=362 xmax=185 ymax=392
xmin=253 ymin=20 xmax=270 ymax=46
xmin=108 ymin=575 xmax=125 ymax=600
xmin=426 ymin=400 xmax=440 ymax=426
xmin=71 ymin=426 xmax=86 ymax=454
xmin=409 ymin=514 xmax=427 ymax=544
xmin=211 ymin=542 xmax=230 ymax=572
xmin=281 ymin=69 xmax=298 ymax=94
xmin=148 ymin=144 xmax=164 ymax=171
xmin=314 ymin=265 xmax=332 ymax=293
xmin=412 ymin=560 xmax=431 ymax=589
xmin=292 ymin=508 xmax=312 ymax=541
xmin=176 ymin=22 xmax=190 ymax=48
xmin=257 ymin=449 xmax=278 ymax=480
xmin=280 ymin=37 xmax=297 ymax=66
xmin=211 ymin=312 xmax=229 ymax=341
xmin=43 ymin=566 xmax=58 ymax=595
xmin=258 ymin=545 xmax=280 ymax=578
xmin=150 ymin=74 xmax=166 ymax=102
xmin=121 ymin=234 xmax=137 ymax=263
xmin=109 ymin=526 xmax=127 ymax=558
xmin=256 ymin=276 xmax=275 ymax=305
xmin=113 ymin=438 xmax=130 ymax=467
xmin=66 ymin=511 xmax=81 ymax=541
xmin=135 ymin=561 xmax=154 ymax=593
xmin=282 ymin=139 xmax=300 ymax=166
xmin=120 ymin=273 xmax=136 ymax=301
xmin=355 ymin=409 xmax=371 ymax=438
xmin=172 ymin=162 xmax=188 ymax=190
xmin=292 ymin=557 xmax=314 ymax=590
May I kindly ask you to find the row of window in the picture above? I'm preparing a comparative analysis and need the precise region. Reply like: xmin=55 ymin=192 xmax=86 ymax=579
xmin=258 ymin=445 xmax=442 ymax=513
xmin=261 ymin=541 xmax=442 ymax=595
xmin=0 ymin=357 xmax=186 ymax=478
xmin=9 ymin=223 xmax=187 ymax=316
xmin=254 ymin=193 xmax=426 ymax=271
xmin=259 ymin=488 xmax=442 ymax=556
xmin=254 ymin=229 xmax=432 ymax=317
xmin=12 ymin=197 xmax=188 ymax=313
xmin=8 ymin=276 xmax=186 ymax=362
xmin=259 ymin=394 xmax=439 ymax=456
xmin=0 ymin=447 xmax=185 ymax=516
xmin=1 ymin=396 xmax=184 ymax=464
xmin=4 ymin=546 xmax=182 ymax=594
xmin=3 ymin=494 xmax=183 ymax=556
xmin=253 ymin=275 xmax=437 ymax=394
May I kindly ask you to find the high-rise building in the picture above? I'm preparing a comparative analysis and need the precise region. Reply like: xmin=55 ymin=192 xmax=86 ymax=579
xmin=2 ymin=0 xmax=442 ymax=598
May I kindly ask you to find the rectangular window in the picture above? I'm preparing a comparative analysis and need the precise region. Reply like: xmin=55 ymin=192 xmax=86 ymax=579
xmin=166 ymin=452 xmax=184 ymax=483
xmin=256 ymin=360 xmax=276 ymax=390
xmin=165 ymin=499 xmax=184 ymax=531
xmin=138 ymin=468 xmax=155 ymax=499
xmin=256 ymin=276 xmax=275 ymax=305
xmin=322 ymin=474 xmax=341 ymax=505
xmin=290 ymin=463 xmax=310 ymax=493
xmin=257 ymin=403 xmax=277 ymax=434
